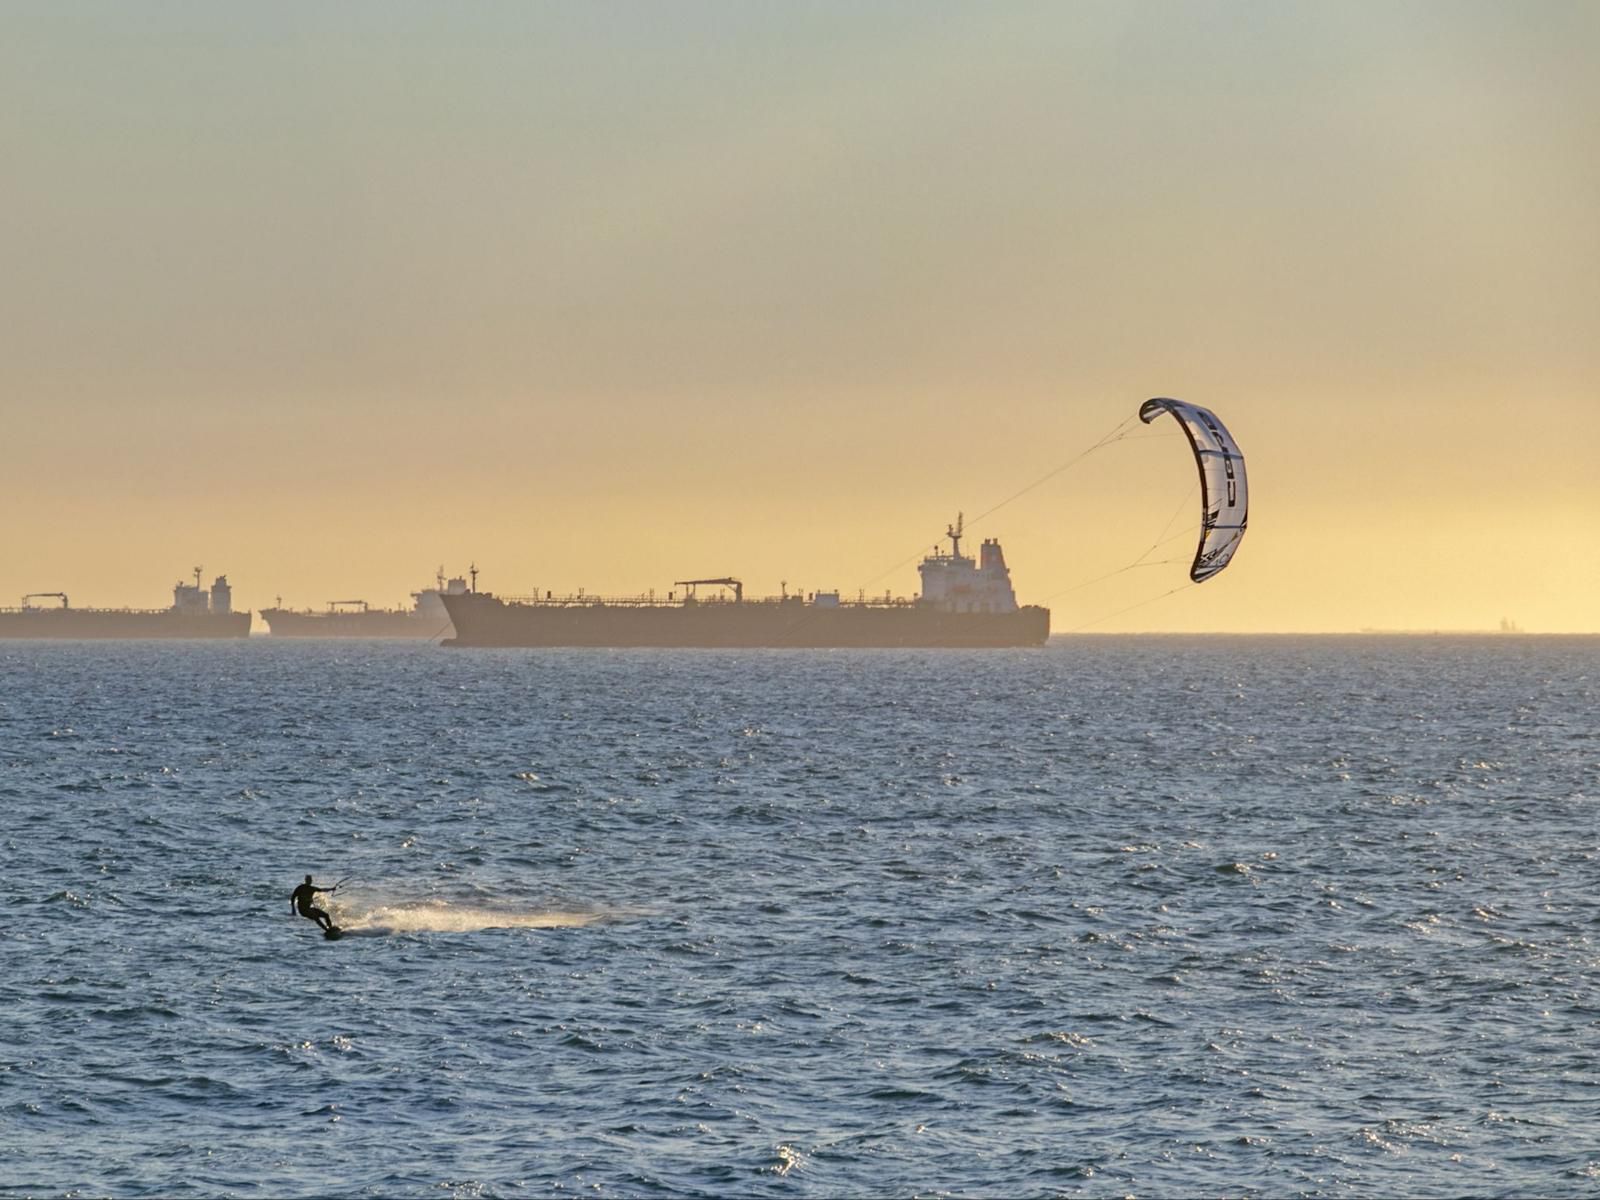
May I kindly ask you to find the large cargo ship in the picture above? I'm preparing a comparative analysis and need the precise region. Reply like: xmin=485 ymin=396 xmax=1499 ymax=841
xmin=258 ymin=570 xmax=466 ymax=639
xmin=441 ymin=520 xmax=1050 ymax=649
xmin=0 ymin=571 xmax=251 ymax=639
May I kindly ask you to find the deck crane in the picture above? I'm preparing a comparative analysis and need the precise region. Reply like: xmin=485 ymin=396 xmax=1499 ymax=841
xmin=674 ymin=577 xmax=743 ymax=603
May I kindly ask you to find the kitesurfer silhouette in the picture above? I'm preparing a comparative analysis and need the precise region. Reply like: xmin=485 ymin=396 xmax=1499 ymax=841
xmin=290 ymin=875 xmax=335 ymax=932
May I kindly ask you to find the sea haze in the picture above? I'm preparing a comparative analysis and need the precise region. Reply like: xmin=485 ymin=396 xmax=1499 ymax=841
xmin=2 ymin=636 xmax=1597 ymax=1198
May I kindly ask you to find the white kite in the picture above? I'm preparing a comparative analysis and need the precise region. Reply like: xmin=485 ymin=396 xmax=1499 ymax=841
xmin=1138 ymin=398 xmax=1249 ymax=583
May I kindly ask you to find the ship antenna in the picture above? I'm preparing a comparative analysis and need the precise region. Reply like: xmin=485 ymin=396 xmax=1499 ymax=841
xmin=470 ymin=563 xmax=478 ymax=593
xmin=947 ymin=513 xmax=964 ymax=559
xmin=193 ymin=566 xmax=203 ymax=588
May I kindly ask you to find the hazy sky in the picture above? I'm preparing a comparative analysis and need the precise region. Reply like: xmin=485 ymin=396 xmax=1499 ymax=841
xmin=4 ymin=1 xmax=1596 ymax=631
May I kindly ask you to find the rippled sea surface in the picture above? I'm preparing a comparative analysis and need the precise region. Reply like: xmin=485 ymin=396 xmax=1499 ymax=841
xmin=4 ymin=636 xmax=1599 ymax=1198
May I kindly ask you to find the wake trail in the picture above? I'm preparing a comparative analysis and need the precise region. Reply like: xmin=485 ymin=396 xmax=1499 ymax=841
xmin=329 ymin=897 xmax=610 ymax=935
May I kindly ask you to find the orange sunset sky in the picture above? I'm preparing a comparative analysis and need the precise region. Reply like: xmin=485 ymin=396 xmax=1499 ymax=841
xmin=3 ymin=1 xmax=1596 ymax=632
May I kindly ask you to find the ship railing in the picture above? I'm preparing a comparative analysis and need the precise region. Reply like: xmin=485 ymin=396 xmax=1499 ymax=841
xmin=496 ymin=592 xmax=923 ymax=609
xmin=0 ymin=605 xmax=180 ymax=615
xmin=498 ymin=593 xmax=707 ymax=608
xmin=261 ymin=605 xmax=413 ymax=615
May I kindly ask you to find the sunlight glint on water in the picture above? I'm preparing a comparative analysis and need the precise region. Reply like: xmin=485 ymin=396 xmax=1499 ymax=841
xmin=2 ymin=637 xmax=1597 ymax=1198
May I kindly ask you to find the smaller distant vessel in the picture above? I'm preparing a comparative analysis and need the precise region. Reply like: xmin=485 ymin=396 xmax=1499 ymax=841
xmin=258 ymin=569 xmax=467 ymax=639
xmin=0 ymin=570 xmax=251 ymax=639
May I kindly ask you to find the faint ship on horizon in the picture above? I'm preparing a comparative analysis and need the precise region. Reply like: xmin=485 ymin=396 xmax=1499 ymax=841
xmin=441 ymin=518 xmax=1050 ymax=649
xmin=0 ymin=570 xmax=250 ymax=639
xmin=258 ymin=569 xmax=466 ymax=639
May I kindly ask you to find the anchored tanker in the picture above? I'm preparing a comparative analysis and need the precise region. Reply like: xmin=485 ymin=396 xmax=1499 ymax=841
xmin=0 ymin=570 xmax=250 ymax=639
xmin=441 ymin=519 xmax=1050 ymax=649
xmin=259 ymin=570 xmax=467 ymax=638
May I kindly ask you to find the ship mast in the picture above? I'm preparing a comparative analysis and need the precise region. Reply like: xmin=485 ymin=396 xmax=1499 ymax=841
xmin=947 ymin=513 xmax=965 ymax=559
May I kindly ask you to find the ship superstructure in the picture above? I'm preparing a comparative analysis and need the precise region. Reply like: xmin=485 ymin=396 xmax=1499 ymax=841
xmin=916 ymin=516 xmax=1020 ymax=614
xmin=0 ymin=569 xmax=251 ymax=639
xmin=440 ymin=519 xmax=1050 ymax=649
xmin=258 ymin=569 xmax=467 ymax=638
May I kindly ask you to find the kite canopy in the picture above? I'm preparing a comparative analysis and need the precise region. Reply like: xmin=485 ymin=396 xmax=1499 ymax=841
xmin=1138 ymin=398 xmax=1248 ymax=583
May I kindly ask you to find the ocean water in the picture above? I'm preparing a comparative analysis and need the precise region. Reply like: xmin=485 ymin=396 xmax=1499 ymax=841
xmin=3 ymin=636 xmax=1598 ymax=1198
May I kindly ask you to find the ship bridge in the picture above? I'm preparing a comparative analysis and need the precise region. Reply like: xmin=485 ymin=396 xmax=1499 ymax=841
xmin=917 ymin=516 xmax=1019 ymax=614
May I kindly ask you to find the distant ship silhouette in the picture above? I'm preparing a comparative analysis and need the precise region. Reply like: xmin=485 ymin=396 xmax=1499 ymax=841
xmin=442 ymin=518 xmax=1050 ymax=648
xmin=259 ymin=569 xmax=466 ymax=639
xmin=0 ymin=569 xmax=250 ymax=639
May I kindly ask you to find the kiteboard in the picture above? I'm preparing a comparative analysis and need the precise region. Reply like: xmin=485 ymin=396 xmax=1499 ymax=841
xmin=323 ymin=926 xmax=343 ymax=941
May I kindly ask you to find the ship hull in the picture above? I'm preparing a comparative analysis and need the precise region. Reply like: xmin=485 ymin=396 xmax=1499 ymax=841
xmin=0 ymin=611 xmax=251 ymax=640
xmin=258 ymin=608 xmax=453 ymax=639
xmin=441 ymin=592 xmax=1049 ymax=649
